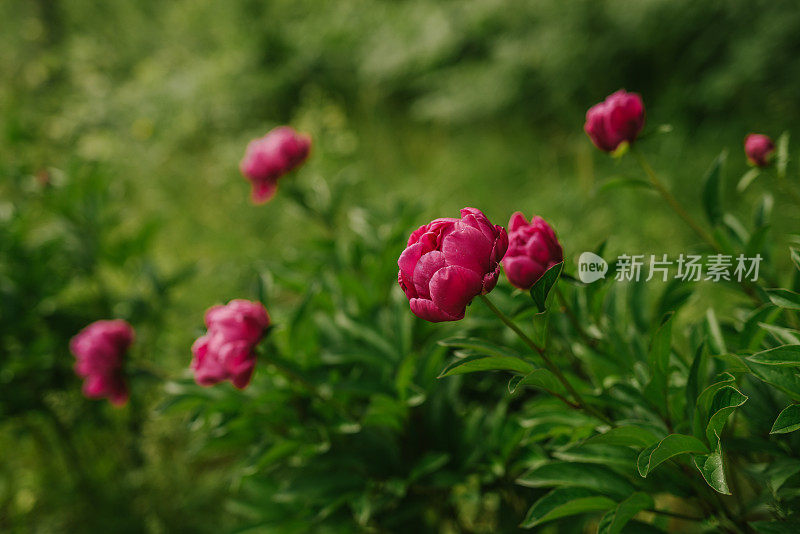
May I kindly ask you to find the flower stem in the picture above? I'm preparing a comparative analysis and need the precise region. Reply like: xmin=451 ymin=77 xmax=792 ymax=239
xmin=631 ymin=146 xmax=721 ymax=253
xmin=479 ymin=294 xmax=613 ymax=426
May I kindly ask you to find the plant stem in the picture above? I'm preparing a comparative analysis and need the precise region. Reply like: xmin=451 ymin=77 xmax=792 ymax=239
xmin=479 ymin=294 xmax=613 ymax=426
xmin=632 ymin=146 xmax=763 ymax=305
xmin=631 ymin=146 xmax=721 ymax=253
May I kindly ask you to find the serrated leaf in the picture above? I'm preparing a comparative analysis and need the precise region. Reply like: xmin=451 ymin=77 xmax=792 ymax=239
xmin=517 ymin=462 xmax=635 ymax=498
xmin=585 ymin=426 xmax=661 ymax=449
xmin=597 ymin=492 xmax=654 ymax=534
xmin=508 ymin=368 xmax=563 ymax=395
xmin=702 ymin=150 xmax=727 ymax=226
xmin=438 ymin=353 xmax=534 ymax=378
xmin=529 ymin=262 xmax=564 ymax=313
xmin=747 ymin=345 xmax=800 ymax=366
xmin=693 ymin=448 xmax=730 ymax=494
xmin=766 ymin=289 xmax=800 ymax=310
xmin=770 ymin=404 xmax=800 ymax=434
xmin=519 ymin=488 xmax=616 ymax=529
xmin=637 ymin=434 xmax=708 ymax=477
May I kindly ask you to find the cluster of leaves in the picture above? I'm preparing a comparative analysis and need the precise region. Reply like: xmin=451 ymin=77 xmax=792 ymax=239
xmin=0 ymin=161 xmax=196 ymax=531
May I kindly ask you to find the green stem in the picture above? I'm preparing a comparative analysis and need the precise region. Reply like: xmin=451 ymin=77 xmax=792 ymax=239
xmin=479 ymin=295 xmax=613 ymax=426
xmin=631 ymin=146 xmax=721 ymax=252
xmin=632 ymin=146 xmax=763 ymax=305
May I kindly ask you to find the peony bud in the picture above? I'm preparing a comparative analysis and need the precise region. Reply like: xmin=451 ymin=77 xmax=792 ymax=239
xmin=502 ymin=212 xmax=563 ymax=290
xmin=240 ymin=126 xmax=311 ymax=204
xmin=191 ymin=299 xmax=270 ymax=388
xmin=398 ymin=208 xmax=508 ymax=322
xmin=584 ymin=90 xmax=645 ymax=152
xmin=70 ymin=320 xmax=134 ymax=406
xmin=744 ymin=133 xmax=775 ymax=167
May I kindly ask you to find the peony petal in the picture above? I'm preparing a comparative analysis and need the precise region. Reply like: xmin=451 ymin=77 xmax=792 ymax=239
xmin=441 ymin=226 xmax=493 ymax=274
xmin=503 ymin=256 xmax=544 ymax=290
xmin=509 ymin=212 xmax=528 ymax=232
xmin=482 ymin=268 xmax=499 ymax=295
xmin=429 ymin=265 xmax=483 ymax=317
xmin=251 ymin=179 xmax=278 ymax=204
xmin=413 ymin=250 xmax=447 ymax=299
xmin=409 ymin=298 xmax=460 ymax=322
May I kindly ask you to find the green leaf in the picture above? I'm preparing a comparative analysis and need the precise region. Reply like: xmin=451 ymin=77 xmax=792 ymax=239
xmin=747 ymin=361 xmax=800 ymax=400
xmin=637 ymin=434 xmax=709 ymax=477
xmin=529 ymin=261 xmax=564 ymax=313
xmin=646 ymin=313 xmax=674 ymax=411
xmin=750 ymin=520 xmax=800 ymax=534
xmin=438 ymin=353 xmax=534 ymax=378
xmin=508 ymin=368 xmax=564 ymax=395
xmin=766 ymin=289 xmax=800 ymax=310
xmin=705 ymin=386 xmax=748 ymax=445
xmin=701 ymin=150 xmax=727 ymax=226
xmin=517 ymin=462 xmax=635 ymax=498
xmin=597 ymin=492 xmax=654 ymax=534
xmin=552 ymin=444 xmax=637 ymax=468
xmin=736 ymin=168 xmax=761 ymax=192
xmin=686 ymin=343 xmax=707 ymax=426
xmin=437 ymin=337 xmax=522 ymax=359
xmin=747 ymin=345 xmax=800 ymax=366
xmin=776 ymin=131 xmax=789 ymax=180
xmin=791 ymin=248 xmax=800 ymax=272
xmin=520 ymin=488 xmax=616 ymax=529
xmin=770 ymin=404 xmax=800 ymax=434
xmin=693 ymin=448 xmax=730 ymax=494
xmin=692 ymin=373 xmax=736 ymax=438
xmin=585 ymin=426 xmax=661 ymax=449
xmin=597 ymin=177 xmax=655 ymax=194
xmin=705 ymin=308 xmax=727 ymax=355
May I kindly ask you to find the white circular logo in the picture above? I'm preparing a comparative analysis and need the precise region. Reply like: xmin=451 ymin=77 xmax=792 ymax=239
xmin=577 ymin=252 xmax=608 ymax=283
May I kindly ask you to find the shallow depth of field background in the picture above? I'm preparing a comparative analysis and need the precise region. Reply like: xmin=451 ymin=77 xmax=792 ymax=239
xmin=2 ymin=0 xmax=800 ymax=531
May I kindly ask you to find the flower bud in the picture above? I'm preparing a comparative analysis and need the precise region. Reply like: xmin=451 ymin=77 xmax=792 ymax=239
xmin=502 ymin=212 xmax=563 ymax=290
xmin=744 ymin=133 xmax=775 ymax=167
xmin=398 ymin=208 xmax=508 ymax=322
xmin=584 ymin=90 xmax=645 ymax=152
xmin=70 ymin=320 xmax=134 ymax=406
xmin=240 ymin=126 xmax=311 ymax=204
xmin=191 ymin=299 xmax=270 ymax=388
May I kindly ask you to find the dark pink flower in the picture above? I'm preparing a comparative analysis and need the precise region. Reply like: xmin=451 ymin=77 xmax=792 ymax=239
xmin=191 ymin=299 xmax=270 ymax=388
xmin=744 ymin=133 xmax=775 ymax=167
xmin=70 ymin=320 xmax=134 ymax=406
xmin=502 ymin=212 xmax=563 ymax=290
xmin=398 ymin=208 xmax=508 ymax=322
xmin=240 ymin=126 xmax=311 ymax=204
xmin=584 ymin=90 xmax=645 ymax=152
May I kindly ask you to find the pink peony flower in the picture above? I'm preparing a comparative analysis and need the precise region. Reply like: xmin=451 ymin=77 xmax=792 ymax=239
xmin=502 ymin=212 xmax=563 ymax=290
xmin=584 ymin=90 xmax=645 ymax=152
xmin=398 ymin=207 xmax=508 ymax=322
xmin=70 ymin=320 xmax=134 ymax=406
xmin=744 ymin=133 xmax=775 ymax=167
xmin=239 ymin=126 xmax=311 ymax=204
xmin=191 ymin=299 xmax=270 ymax=388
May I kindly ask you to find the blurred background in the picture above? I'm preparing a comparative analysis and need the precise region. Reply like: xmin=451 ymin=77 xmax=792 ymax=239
xmin=2 ymin=0 xmax=800 ymax=531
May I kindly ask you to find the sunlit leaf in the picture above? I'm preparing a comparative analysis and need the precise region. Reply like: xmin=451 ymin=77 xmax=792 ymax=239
xmin=770 ymin=404 xmax=800 ymax=434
